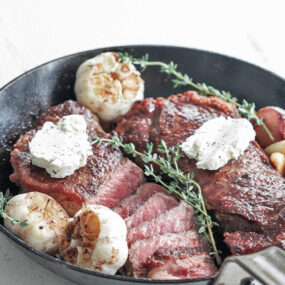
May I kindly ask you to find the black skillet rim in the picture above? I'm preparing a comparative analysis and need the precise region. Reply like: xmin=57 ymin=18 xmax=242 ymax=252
xmin=1 ymin=44 xmax=285 ymax=284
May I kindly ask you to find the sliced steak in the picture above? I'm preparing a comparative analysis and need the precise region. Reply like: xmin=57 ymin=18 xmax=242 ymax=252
xmin=114 ymin=183 xmax=165 ymax=219
xmin=89 ymin=158 xmax=145 ymax=209
xmin=128 ymin=231 xmax=207 ymax=277
xmin=10 ymin=100 xmax=145 ymax=216
xmin=147 ymin=248 xmax=217 ymax=280
xmin=125 ymin=192 xmax=178 ymax=229
xmin=127 ymin=201 xmax=194 ymax=243
xmin=116 ymin=91 xmax=285 ymax=252
xmin=224 ymin=231 xmax=271 ymax=255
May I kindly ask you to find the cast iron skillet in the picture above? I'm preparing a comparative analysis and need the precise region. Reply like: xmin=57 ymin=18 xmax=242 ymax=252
xmin=0 ymin=45 xmax=285 ymax=285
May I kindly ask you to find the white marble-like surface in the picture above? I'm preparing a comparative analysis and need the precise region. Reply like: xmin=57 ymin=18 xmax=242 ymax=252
xmin=1 ymin=0 xmax=285 ymax=284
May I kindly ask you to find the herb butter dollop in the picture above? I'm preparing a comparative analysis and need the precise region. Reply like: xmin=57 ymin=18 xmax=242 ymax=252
xmin=181 ymin=117 xmax=256 ymax=170
xmin=29 ymin=115 xmax=92 ymax=178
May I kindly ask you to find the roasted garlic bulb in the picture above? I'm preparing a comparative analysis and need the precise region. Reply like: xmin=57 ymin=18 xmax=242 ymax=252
xmin=59 ymin=205 xmax=128 ymax=275
xmin=4 ymin=192 xmax=69 ymax=254
xmin=74 ymin=52 xmax=144 ymax=122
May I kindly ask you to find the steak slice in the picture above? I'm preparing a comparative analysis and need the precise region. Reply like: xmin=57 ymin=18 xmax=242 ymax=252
xmin=127 ymin=201 xmax=194 ymax=243
xmin=128 ymin=231 xmax=207 ymax=277
xmin=114 ymin=183 xmax=165 ymax=219
xmin=10 ymin=100 xmax=145 ymax=216
xmin=89 ymin=158 xmax=145 ymax=209
xmin=124 ymin=192 xmax=178 ymax=229
xmin=116 ymin=91 xmax=285 ymax=251
xmin=224 ymin=231 xmax=271 ymax=255
xmin=147 ymin=248 xmax=217 ymax=280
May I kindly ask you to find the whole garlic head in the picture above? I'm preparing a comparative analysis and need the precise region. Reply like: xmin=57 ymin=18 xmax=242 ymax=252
xmin=4 ymin=192 xmax=69 ymax=254
xmin=59 ymin=205 xmax=128 ymax=275
xmin=74 ymin=52 xmax=144 ymax=122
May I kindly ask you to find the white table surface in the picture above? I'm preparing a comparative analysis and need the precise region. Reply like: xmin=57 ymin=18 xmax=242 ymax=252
xmin=1 ymin=0 xmax=285 ymax=284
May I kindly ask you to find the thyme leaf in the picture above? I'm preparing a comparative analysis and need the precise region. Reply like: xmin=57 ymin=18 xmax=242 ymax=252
xmin=0 ymin=189 xmax=28 ymax=227
xmin=92 ymin=136 xmax=221 ymax=265
xmin=118 ymin=52 xmax=274 ymax=142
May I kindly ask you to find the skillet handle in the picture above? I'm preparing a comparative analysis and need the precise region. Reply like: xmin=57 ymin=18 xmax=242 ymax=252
xmin=214 ymin=246 xmax=285 ymax=285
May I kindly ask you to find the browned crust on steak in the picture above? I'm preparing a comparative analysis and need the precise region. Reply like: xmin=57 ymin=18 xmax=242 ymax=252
xmin=128 ymin=230 xmax=207 ymax=277
xmin=116 ymin=90 xmax=285 ymax=252
xmin=224 ymin=231 xmax=271 ymax=255
xmin=147 ymin=247 xmax=217 ymax=280
xmin=10 ymin=100 xmax=144 ymax=216
xmin=150 ymin=247 xmax=204 ymax=261
xmin=114 ymin=183 xmax=166 ymax=219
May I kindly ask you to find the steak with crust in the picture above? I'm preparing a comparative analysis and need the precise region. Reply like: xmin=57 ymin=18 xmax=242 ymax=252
xmin=128 ymin=231 xmax=208 ymax=277
xmin=223 ymin=231 xmax=271 ymax=255
xmin=114 ymin=183 xmax=165 ymax=219
xmin=147 ymin=248 xmax=217 ymax=280
xmin=116 ymin=91 xmax=285 ymax=254
xmin=124 ymin=192 xmax=178 ymax=229
xmin=10 ymin=100 xmax=145 ymax=216
xmin=127 ymin=201 xmax=195 ymax=243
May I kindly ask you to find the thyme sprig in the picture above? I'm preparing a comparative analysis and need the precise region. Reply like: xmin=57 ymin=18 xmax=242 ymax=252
xmin=118 ymin=52 xmax=274 ymax=141
xmin=92 ymin=136 xmax=221 ymax=265
xmin=0 ymin=190 xmax=28 ymax=227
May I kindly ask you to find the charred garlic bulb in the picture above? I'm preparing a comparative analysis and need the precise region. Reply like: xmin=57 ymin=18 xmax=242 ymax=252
xmin=59 ymin=205 xmax=128 ymax=275
xmin=74 ymin=52 xmax=144 ymax=122
xmin=4 ymin=192 xmax=69 ymax=254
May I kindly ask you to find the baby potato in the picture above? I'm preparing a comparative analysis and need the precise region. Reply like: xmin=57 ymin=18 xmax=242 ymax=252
xmin=4 ymin=192 xmax=69 ymax=254
xmin=270 ymin=152 xmax=285 ymax=176
xmin=74 ymin=52 xmax=144 ymax=122
xmin=255 ymin=106 xmax=285 ymax=148
xmin=264 ymin=140 xmax=285 ymax=155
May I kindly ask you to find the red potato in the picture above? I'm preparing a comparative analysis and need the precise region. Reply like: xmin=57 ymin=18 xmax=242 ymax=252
xmin=254 ymin=106 xmax=285 ymax=148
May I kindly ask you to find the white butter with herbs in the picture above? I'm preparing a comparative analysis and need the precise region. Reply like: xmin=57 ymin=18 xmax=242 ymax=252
xmin=181 ymin=117 xmax=256 ymax=170
xmin=29 ymin=115 xmax=92 ymax=178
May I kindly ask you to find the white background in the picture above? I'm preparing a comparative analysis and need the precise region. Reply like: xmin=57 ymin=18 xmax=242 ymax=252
xmin=1 ymin=0 xmax=285 ymax=284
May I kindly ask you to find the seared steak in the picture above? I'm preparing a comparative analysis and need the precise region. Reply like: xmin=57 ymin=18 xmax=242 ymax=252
xmin=114 ymin=183 xmax=165 ymax=219
xmin=124 ymin=192 xmax=178 ymax=229
xmin=10 ymin=100 xmax=145 ymax=216
xmin=147 ymin=248 xmax=217 ymax=280
xmin=128 ymin=231 xmax=207 ymax=277
xmin=89 ymin=158 xmax=144 ymax=209
xmin=116 ymin=91 xmax=285 ymax=254
xmin=127 ymin=201 xmax=194 ymax=243
xmin=224 ymin=231 xmax=271 ymax=255
xmin=10 ymin=99 xmax=217 ymax=280
xmin=116 ymin=91 xmax=239 ymax=165
xmin=121 ymin=184 xmax=216 ymax=278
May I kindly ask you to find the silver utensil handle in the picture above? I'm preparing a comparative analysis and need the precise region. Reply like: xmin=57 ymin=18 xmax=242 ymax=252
xmin=214 ymin=246 xmax=285 ymax=285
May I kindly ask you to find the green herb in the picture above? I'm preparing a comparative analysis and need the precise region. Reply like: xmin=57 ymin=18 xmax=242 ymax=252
xmin=0 ymin=190 xmax=28 ymax=227
xmin=92 ymin=136 xmax=221 ymax=265
xmin=118 ymin=52 xmax=274 ymax=142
